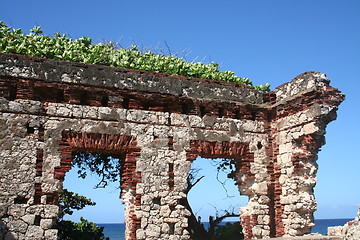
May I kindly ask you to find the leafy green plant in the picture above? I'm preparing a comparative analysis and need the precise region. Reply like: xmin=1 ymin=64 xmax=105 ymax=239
xmin=214 ymin=221 xmax=244 ymax=240
xmin=0 ymin=21 xmax=270 ymax=91
xmin=58 ymin=188 xmax=96 ymax=217
xmin=72 ymin=152 xmax=121 ymax=188
xmin=57 ymin=217 xmax=109 ymax=240
xmin=57 ymin=190 xmax=108 ymax=240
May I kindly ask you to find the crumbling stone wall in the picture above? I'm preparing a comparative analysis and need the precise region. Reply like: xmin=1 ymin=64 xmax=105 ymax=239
xmin=328 ymin=206 xmax=360 ymax=240
xmin=0 ymin=53 xmax=344 ymax=240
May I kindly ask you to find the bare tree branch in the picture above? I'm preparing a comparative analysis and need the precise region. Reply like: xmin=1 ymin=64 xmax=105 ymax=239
xmin=163 ymin=41 xmax=173 ymax=56
xmin=207 ymin=207 xmax=240 ymax=239
xmin=212 ymin=158 xmax=236 ymax=199
xmin=186 ymin=175 xmax=204 ymax=193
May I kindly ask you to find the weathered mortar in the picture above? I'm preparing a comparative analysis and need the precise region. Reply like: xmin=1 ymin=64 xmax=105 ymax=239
xmin=0 ymin=54 xmax=263 ymax=104
xmin=0 ymin=53 xmax=344 ymax=240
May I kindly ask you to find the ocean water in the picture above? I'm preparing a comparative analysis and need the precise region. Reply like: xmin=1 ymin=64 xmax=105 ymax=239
xmin=312 ymin=218 xmax=352 ymax=235
xmin=99 ymin=218 xmax=353 ymax=240
xmin=98 ymin=223 xmax=125 ymax=240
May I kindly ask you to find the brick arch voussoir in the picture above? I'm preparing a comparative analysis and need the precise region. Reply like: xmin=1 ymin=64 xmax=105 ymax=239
xmin=186 ymin=140 xmax=254 ymax=182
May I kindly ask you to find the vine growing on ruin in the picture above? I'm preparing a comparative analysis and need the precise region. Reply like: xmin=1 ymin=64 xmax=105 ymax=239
xmin=0 ymin=21 xmax=270 ymax=92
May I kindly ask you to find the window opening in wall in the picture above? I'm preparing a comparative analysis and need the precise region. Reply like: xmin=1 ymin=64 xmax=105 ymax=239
xmin=186 ymin=157 xmax=247 ymax=240
xmin=62 ymin=152 xmax=125 ymax=240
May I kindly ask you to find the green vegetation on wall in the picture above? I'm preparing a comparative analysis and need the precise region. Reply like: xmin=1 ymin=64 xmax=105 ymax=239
xmin=0 ymin=21 xmax=270 ymax=92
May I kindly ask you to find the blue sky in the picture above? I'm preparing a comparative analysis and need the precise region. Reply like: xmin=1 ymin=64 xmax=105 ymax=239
xmin=2 ymin=0 xmax=359 ymax=222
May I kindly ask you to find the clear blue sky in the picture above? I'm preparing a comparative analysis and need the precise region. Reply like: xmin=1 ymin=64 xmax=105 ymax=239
xmin=2 ymin=0 xmax=359 ymax=223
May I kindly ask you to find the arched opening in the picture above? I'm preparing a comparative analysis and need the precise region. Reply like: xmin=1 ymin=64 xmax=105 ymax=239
xmin=62 ymin=152 xmax=125 ymax=240
xmin=188 ymin=157 xmax=247 ymax=222
xmin=56 ymin=131 xmax=141 ymax=240
xmin=185 ymin=140 xmax=253 ymax=240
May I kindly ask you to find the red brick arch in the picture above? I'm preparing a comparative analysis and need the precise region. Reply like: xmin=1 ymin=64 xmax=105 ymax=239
xmin=56 ymin=131 xmax=141 ymax=240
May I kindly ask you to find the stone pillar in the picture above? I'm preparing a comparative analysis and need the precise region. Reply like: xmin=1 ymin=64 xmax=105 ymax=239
xmin=272 ymin=72 xmax=344 ymax=237
xmin=134 ymin=133 xmax=192 ymax=240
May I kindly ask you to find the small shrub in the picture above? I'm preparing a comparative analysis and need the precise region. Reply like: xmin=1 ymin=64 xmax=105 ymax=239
xmin=57 ymin=217 xmax=109 ymax=240
xmin=214 ymin=221 xmax=244 ymax=240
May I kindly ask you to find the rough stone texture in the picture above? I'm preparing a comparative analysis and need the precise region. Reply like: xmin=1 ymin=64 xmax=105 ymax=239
xmin=328 ymin=206 xmax=360 ymax=240
xmin=0 ymin=53 xmax=344 ymax=239
xmin=345 ymin=228 xmax=360 ymax=240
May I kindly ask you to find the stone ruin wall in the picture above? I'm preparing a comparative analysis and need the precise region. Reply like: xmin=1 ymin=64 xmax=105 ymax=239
xmin=0 ymin=53 xmax=344 ymax=240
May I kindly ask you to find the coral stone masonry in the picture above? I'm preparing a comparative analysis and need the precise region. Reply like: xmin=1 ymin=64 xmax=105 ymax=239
xmin=0 ymin=53 xmax=344 ymax=239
